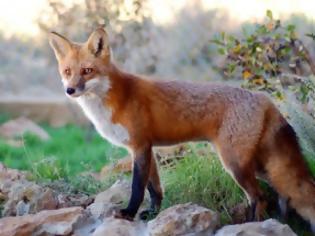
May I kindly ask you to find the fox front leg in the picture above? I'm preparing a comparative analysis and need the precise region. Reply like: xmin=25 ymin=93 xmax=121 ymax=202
xmin=114 ymin=147 xmax=152 ymax=221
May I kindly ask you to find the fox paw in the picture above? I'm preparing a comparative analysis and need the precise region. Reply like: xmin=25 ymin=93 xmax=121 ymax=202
xmin=139 ymin=209 xmax=159 ymax=221
xmin=114 ymin=208 xmax=135 ymax=221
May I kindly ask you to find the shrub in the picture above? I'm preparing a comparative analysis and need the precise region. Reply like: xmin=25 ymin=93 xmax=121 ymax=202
xmin=212 ymin=10 xmax=315 ymax=108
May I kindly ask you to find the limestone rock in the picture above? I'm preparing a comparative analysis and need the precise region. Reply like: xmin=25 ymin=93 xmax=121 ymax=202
xmin=0 ymin=117 xmax=50 ymax=142
xmin=92 ymin=217 xmax=147 ymax=236
xmin=0 ymin=191 xmax=6 ymax=201
xmin=215 ymin=219 xmax=297 ymax=236
xmin=95 ymin=179 xmax=131 ymax=205
xmin=0 ymin=162 xmax=27 ymax=183
xmin=73 ymin=215 xmax=103 ymax=236
xmin=148 ymin=202 xmax=219 ymax=236
xmin=229 ymin=202 xmax=247 ymax=224
xmin=100 ymin=155 xmax=133 ymax=178
xmin=57 ymin=192 xmax=94 ymax=209
xmin=0 ymin=98 xmax=88 ymax=127
xmin=15 ymin=197 xmax=30 ymax=216
xmin=87 ymin=202 xmax=119 ymax=219
xmin=3 ymin=180 xmax=58 ymax=216
xmin=0 ymin=163 xmax=29 ymax=204
xmin=0 ymin=207 xmax=83 ymax=236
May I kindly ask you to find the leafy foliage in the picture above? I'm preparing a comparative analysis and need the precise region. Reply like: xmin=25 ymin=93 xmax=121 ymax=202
xmin=38 ymin=0 xmax=148 ymax=41
xmin=212 ymin=10 xmax=315 ymax=103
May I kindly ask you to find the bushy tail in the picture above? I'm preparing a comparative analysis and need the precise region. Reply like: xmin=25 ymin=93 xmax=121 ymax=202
xmin=265 ymin=123 xmax=315 ymax=231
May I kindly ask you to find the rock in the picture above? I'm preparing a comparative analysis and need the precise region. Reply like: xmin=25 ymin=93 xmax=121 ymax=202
xmin=215 ymin=219 xmax=297 ymax=236
xmin=0 ymin=191 xmax=5 ymax=201
xmin=100 ymin=155 xmax=133 ymax=178
xmin=0 ymin=162 xmax=27 ymax=183
xmin=73 ymin=214 xmax=103 ymax=236
xmin=57 ymin=192 xmax=94 ymax=209
xmin=92 ymin=217 xmax=147 ymax=236
xmin=93 ymin=179 xmax=150 ymax=219
xmin=87 ymin=202 xmax=119 ymax=219
xmin=0 ymin=207 xmax=83 ymax=236
xmin=148 ymin=203 xmax=219 ymax=236
xmin=229 ymin=202 xmax=247 ymax=224
xmin=3 ymin=180 xmax=58 ymax=216
xmin=95 ymin=179 xmax=131 ymax=205
xmin=16 ymin=197 xmax=30 ymax=216
xmin=0 ymin=98 xmax=88 ymax=127
xmin=0 ymin=163 xmax=28 ymax=203
xmin=0 ymin=117 xmax=50 ymax=142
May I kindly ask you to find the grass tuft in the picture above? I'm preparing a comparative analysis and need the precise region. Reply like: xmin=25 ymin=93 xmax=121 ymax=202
xmin=0 ymin=123 xmax=127 ymax=179
xmin=160 ymin=143 xmax=244 ymax=223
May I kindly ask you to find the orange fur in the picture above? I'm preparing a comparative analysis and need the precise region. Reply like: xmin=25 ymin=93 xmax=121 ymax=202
xmin=49 ymin=28 xmax=315 ymax=229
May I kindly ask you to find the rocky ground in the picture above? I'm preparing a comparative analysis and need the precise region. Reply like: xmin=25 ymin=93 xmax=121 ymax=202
xmin=0 ymin=163 xmax=298 ymax=236
xmin=0 ymin=117 xmax=301 ymax=235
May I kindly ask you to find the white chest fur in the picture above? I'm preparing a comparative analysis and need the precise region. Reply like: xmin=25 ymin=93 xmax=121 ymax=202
xmin=75 ymin=80 xmax=129 ymax=147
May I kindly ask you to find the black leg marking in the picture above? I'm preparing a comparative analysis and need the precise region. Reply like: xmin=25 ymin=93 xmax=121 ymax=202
xmin=148 ymin=181 xmax=162 ymax=210
xmin=247 ymin=201 xmax=257 ymax=221
xmin=278 ymin=196 xmax=288 ymax=220
xmin=139 ymin=181 xmax=162 ymax=220
xmin=117 ymin=150 xmax=151 ymax=220
xmin=121 ymin=162 xmax=146 ymax=218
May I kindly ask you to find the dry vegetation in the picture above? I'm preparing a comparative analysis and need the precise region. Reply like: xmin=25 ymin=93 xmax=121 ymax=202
xmin=0 ymin=2 xmax=315 ymax=235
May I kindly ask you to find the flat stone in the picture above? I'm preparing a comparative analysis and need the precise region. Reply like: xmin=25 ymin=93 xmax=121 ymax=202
xmin=148 ymin=203 xmax=219 ymax=236
xmin=215 ymin=219 xmax=297 ymax=236
xmin=0 ymin=207 xmax=83 ymax=236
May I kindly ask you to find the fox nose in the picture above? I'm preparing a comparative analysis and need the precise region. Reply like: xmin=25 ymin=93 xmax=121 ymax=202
xmin=66 ymin=87 xmax=76 ymax=95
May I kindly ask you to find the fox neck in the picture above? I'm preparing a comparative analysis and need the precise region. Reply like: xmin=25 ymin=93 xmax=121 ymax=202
xmin=75 ymin=64 xmax=130 ymax=148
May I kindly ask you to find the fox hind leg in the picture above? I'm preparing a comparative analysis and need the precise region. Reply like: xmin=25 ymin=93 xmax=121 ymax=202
xmin=233 ymin=167 xmax=267 ymax=221
xmin=139 ymin=155 xmax=163 ymax=220
xmin=218 ymin=147 xmax=267 ymax=221
xmin=278 ymin=196 xmax=288 ymax=220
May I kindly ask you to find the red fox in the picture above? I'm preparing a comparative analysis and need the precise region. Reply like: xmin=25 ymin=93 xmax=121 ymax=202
xmin=49 ymin=28 xmax=315 ymax=231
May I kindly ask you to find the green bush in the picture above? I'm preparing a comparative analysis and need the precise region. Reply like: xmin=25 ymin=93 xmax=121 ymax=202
xmin=212 ymin=10 xmax=315 ymax=105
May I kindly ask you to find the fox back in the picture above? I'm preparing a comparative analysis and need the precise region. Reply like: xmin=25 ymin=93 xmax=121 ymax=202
xmin=50 ymin=28 xmax=315 ymax=232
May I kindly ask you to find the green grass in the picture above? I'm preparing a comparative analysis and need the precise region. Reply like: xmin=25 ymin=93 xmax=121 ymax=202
xmin=0 ymin=123 xmax=127 ymax=180
xmin=160 ymin=143 xmax=244 ymax=224
xmin=1 ymin=116 xmax=315 ymax=234
xmin=304 ymin=153 xmax=315 ymax=176
xmin=160 ymin=143 xmax=315 ymax=234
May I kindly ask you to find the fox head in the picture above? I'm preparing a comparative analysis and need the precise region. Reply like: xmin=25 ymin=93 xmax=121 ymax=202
xmin=49 ymin=28 xmax=111 ymax=97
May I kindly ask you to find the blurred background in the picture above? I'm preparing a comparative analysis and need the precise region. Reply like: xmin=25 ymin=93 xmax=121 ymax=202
xmin=1 ymin=0 xmax=314 ymax=102
xmin=0 ymin=0 xmax=315 ymax=176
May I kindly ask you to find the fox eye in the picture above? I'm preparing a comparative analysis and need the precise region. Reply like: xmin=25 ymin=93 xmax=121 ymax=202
xmin=64 ymin=68 xmax=71 ymax=76
xmin=82 ymin=68 xmax=93 ymax=75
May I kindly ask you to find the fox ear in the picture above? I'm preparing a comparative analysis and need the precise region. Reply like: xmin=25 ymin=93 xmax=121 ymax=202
xmin=49 ymin=32 xmax=72 ymax=61
xmin=86 ymin=28 xmax=110 ymax=59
